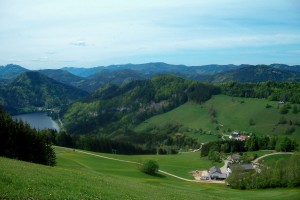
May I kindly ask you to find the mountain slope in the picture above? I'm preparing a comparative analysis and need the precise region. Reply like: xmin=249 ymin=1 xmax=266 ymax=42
xmin=61 ymin=66 xmax=103 ymax=77
xmin=38 ymin=69 xmax=85 ymax=86
xmin=211 ymin=65 xmax=300 ymax=83
xmin=78 ymin=69 xmax=145 ymax=92
xmin=62 ymin=75 xmax=220 ymax=134
xmin=0 ymin=71 xmax=88 ymax=114
xmin=0 ymin=64 xmax=29 ymax=79
xmin=136 ymin=95 xmax=300 ymax=142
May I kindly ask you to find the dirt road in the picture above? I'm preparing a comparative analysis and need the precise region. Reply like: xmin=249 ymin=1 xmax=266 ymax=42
xmin=252 ymin=152 xmax=293 ymax=164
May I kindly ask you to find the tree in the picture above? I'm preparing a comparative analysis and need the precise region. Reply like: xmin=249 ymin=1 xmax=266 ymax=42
xmin=292 ymin=105 xmax=299 ymax=114
xmin=249 ymin=119 xmax=255 ymax=126
xmin=280 ymin=105 xmax=289 ymax=114
xmin=140 ymin=160 xmax=159 ymax=175
xmin=0 ymin=108 xmax=56 ymax=166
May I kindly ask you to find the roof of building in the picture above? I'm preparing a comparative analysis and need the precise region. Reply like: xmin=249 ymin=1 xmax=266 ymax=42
xmin=209 ymin=166 xmax=222 ymax=174
xmin=229 ymin=154 xmax=240 ymax=160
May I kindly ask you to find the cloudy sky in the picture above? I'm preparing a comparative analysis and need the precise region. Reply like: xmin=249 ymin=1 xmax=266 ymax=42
xmin=1 ymin=0 xmax=300 ymax=69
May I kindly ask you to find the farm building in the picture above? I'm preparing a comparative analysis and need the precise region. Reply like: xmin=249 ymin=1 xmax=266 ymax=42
xmin=208 ymin=166 xmax=227 ymax=179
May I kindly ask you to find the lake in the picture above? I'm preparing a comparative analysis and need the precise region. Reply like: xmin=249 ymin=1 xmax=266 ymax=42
xmin=13 ymin=112 xmax=60 ymax=132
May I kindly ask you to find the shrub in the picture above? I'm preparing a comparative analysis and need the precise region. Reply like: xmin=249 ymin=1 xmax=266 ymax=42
xmin=265 ymin=104 xmax=272 ymax=108
xmin=140 ymin=160 xmax=159 ymax=175
xmin=280 ymin=105 xmax=289 ymax=114
xmin=249 ymin=119 xmax=256 ymax=126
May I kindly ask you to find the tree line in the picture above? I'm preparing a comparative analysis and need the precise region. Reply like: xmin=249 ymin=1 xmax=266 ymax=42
xmin=55 ymin=132 xmax=156 ymax=155
xmin=201 ymin=134 xmax=298 ymax=158
xmin=221 ymin=81 xmax=300 ymax=103
xmin=54 ymin=122 xmax=199 ymax=155
xmin=0 ymin=108 xmax=56 ymax=166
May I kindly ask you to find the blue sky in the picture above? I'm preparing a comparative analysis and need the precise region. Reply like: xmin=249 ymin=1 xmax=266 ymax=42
xmin=0 ymin=0 xmax=300 ymax=69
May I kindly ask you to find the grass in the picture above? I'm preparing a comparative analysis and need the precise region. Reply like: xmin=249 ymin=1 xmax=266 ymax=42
xmin=135 ymin=95 xmax=300 ymax=142
xmin=83 ymin=149 xmax=223 ymax=179
xmin=260 ymin=154 xmax=293 ymax=166
xmin=1 ymin=146 xmax=300 ymax=199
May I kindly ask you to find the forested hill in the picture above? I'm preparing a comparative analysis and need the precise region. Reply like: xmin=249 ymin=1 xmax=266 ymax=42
xmin=0 ymin=64 xmax=28 ymax=79
xmin=210 ymin=65 xmax=300 ymax=83
xmin=0 ymin=71 xmax=88 ymax=114
xmin=37 ymin=69 xmax=85 ymax=86
xmin=62 ymin=75 xmax=220 ymax=134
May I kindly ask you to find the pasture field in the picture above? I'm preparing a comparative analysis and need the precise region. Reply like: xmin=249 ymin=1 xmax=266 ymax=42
xmin=136 ymin=95 xmax=300 ymax=142
xmin=260 ymin=154 xmax=293 ymax=166
xmin=0 ymin=146 xmax=299 ymax=199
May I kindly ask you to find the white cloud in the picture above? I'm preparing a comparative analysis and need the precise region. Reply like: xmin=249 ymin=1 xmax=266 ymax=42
xmin=70 ymin=40 xmax=87 ymax=46
xmin=0 ymin=0 xmax=299 ymax=68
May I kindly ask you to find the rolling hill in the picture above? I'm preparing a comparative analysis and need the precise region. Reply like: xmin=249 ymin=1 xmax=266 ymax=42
xmin=37 ymin=69 xmax=85 ymax=86
xmin=136 ymin=95 xmax=300 ymax=142
xmin=0 ymin=64 xmax=28 ymax=79
xmin=0 ymin=71 xmax=88 ymax=114
xmin=62 ymin=75 xmax=219 ymax=134
xmin=210 ymin=65 xmax=300 ymax=83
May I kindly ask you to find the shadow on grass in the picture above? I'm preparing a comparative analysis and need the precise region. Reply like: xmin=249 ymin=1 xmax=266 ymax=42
xmin=143 ymin=172 xmax=166 ymax=178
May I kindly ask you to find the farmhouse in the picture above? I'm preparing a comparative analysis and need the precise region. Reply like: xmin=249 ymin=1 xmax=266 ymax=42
xmin=229 ymin=132 xmax=239 ymax=139
xmin=228 ymin=154 xmax=240 ymax=162
xmin=208 ymin=166 xmax=227 ymax=179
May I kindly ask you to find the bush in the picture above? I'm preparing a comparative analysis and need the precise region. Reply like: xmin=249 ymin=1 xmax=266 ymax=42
xmin=140 ymin=160 xmax=159 ymax=175
xmin=265 ymin=104 xmax=272 ymax=108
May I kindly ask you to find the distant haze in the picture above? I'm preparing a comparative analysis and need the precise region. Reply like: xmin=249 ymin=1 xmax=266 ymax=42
xmin=0 ymin=0 xmax=300 ymax=69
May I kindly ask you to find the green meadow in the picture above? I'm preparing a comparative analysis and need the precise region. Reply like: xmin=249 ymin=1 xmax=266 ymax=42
xmin=260 ymin=154 xmax=293 ymax=166
xmin=1 ymin=146 xmax=299 ymax=199
xmin=136 ymin=95 xmax=300 ymax=142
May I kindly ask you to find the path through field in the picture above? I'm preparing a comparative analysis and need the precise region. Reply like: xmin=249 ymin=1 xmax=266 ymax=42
xmin=252 ymin=152 xmax=294 ymax=164
xmin=75 ymin=149 xmax=225 ymax=184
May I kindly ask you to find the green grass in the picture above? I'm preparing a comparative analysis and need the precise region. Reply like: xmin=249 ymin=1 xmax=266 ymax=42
xmin=135 ymin=95 xmax=300 ymax=142
xmin=260 ymin=154 xmax=293 ymax=166
xmin=86 ymin=150 xmax=222 ymax=179
xmin=1 ymin=146 xmax=300 ymax=199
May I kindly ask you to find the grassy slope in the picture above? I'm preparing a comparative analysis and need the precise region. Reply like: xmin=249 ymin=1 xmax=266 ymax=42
xmin=136 ymin=95 xmax=300 ymax=142
xmin=1 ymin=147 xmax=299 ymax=199
xmin=260 ymin=154 xmax=293 ymax=166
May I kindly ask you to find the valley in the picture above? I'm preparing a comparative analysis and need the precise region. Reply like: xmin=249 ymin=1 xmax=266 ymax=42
xmin=1 ymin=63 xmax=300 ymax=199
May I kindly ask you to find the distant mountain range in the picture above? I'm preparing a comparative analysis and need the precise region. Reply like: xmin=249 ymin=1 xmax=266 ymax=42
xmin=0 ymin=63 xmax=299 ymax=92
xmin=209 ymin=65 xmax=300 ymax=83
xmin=0 ymin=64 xmax=28 ymax=79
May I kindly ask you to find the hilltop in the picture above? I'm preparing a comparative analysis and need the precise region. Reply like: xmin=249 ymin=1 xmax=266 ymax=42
xmin=0 ymin=71 xmax=88 ymax=114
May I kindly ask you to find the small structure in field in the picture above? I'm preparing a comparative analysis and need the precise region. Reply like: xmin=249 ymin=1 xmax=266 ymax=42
xmin=228 ymin=154 xmax=240 ymax=162
xmin=209 ymin=166 xmax=227 ymax=179
xmin=229 ymin=132 xmax=239 ymax=139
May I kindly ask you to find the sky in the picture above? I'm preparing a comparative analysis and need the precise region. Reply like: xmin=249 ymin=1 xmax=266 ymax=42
xmin=0 ymin=0 xmax=300 ymax=69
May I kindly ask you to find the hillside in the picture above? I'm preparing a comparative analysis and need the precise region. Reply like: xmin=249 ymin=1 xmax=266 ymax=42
xmin=0 ymin=147 xmax=299 ymax=199
xmin=136 ymin=95 xmax=300 ymax=142
xmin=38 ymin=69 xmax=85 ymax=86
xmin=211 ymin=65 xmax=300 ymax=83
xmin=0 ymin=71 xmax=88 ymax=114
xmin=0 ymin=64 xmax=28 ymax=79
xmin=78 ymin=69 xmax=145 ymax=92
xmin=62 ymin=75 xmax=220 ymax=134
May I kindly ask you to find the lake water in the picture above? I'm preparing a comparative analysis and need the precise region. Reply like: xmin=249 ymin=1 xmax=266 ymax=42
xmin=13 ymin=112 xmax=60 ymax=131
